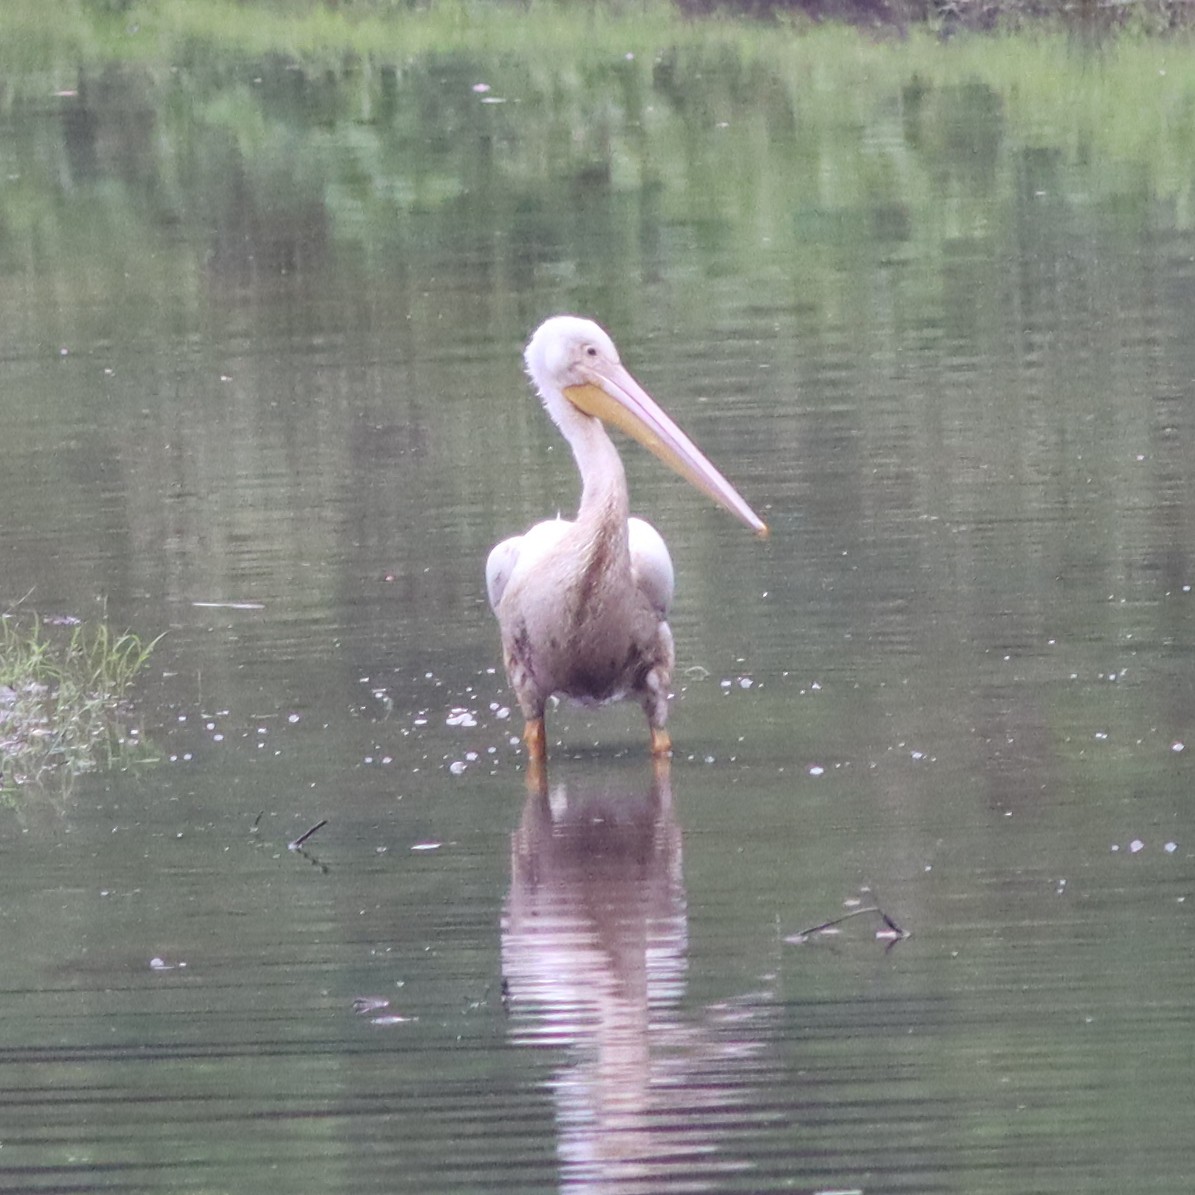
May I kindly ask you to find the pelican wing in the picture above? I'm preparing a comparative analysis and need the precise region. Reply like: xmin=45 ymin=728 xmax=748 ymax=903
xmin=486 ymin=517 xmax=573 ymax=611
xmin=629 ymin=516 xmax=674 ymax=617
xmin=485 ymin=535 xmax=524 ymax=611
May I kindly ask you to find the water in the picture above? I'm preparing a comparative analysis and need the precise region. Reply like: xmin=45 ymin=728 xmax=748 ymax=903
xmin=3 ymin=20 xmax=1195 ymax=1193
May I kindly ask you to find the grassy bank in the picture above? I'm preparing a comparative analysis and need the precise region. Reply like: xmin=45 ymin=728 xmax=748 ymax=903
xmin=3 ymin=0 xmax=1194 ymax=136
xmin=1 ymin=0 xmax=1192 ymax=76
xmin=0 ymin=612 xmax=160 ymax=791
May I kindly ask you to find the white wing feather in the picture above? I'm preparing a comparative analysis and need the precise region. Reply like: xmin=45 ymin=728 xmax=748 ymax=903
xmin=629 ymin=516 xmax=673 ymax=617
xmin=485 ymin=518 xmax=573 ymax=611
xmin=485 ymin=535 xmax=523 ymax=611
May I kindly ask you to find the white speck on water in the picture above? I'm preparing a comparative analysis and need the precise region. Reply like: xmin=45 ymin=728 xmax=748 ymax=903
xmin=411 ymin=842 xmax=441 ymax=852
xmin=1130 ymin=838 xmax=1145 ymax=853
xmin=495 ymin=706 xmax=510 ymax=720
xmin=1165 ymin=841 xmax=1177 ymax=853
xmin=448 ymin=760 xmax=467 ymax=775
xmin=471 ymin=82 xmax=490 ymax=93
xmin=1172 ymin=741 xmax=1185 ymax=752
xmin=1094 ymin=731 xmax=1108 ymax=740
xmin=738 ymin=677 xmax=753 ymax=689
xmin=446 ymin=708 xmax=478 ymax=728
xmin=287 ymin=713 xmax=300 ymax=724
xmin=808 ymin=764 xmax=824 ymax=776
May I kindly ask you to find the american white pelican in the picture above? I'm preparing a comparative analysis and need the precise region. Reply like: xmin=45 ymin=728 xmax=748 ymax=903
xmin=486 ymin=315 xmax=766 ymax=765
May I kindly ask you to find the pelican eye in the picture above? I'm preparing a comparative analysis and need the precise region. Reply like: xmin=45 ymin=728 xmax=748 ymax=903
xmin=584 ymin=345 xmax=598 ymax=357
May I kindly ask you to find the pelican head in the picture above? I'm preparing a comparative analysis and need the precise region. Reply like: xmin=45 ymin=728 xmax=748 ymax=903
xmin=525 ymin=316 xmax=768 ymax=537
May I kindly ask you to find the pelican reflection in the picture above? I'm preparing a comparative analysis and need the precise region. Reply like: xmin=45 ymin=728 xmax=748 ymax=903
xmin=502 ymin=761 xmax=771 ymax=1192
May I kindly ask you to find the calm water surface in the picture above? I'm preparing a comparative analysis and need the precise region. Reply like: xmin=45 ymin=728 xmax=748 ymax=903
xmin=2 ymin=25 xmax=1195 ymax=1194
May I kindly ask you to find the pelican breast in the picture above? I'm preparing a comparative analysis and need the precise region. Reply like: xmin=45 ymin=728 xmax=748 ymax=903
xmin=486 ymin=515 xmax=672 ymax=622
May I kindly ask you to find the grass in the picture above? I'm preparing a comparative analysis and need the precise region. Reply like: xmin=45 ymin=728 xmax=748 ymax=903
xmin=0 ymin=609 xmax=162 ymax=791
xmin=1 ymin=0 xmax=1192 ymax=85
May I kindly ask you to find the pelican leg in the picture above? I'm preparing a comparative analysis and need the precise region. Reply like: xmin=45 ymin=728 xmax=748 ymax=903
xmin=524 ymin=754 xmax=548 ymax=798
xmin=523 ymin=716 xmax=546 ymax=762
xmin=642 ymin=654 xmax=673 ymax=757
xmin=523 ymin=717 xmax=547 ymax=792
xmin=650 ymin=751 xmax=673 ymax=808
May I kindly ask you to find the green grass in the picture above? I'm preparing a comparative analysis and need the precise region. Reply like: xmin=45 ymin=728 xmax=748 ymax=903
xmin=1 ymin=0 xmax=1191 ymax=83
xmin=0 ymin=611 xmax=162 ymax=791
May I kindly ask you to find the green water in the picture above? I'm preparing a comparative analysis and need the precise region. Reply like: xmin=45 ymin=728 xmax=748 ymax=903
xmin=2 ymin=8 xmax=1194 ymax=1192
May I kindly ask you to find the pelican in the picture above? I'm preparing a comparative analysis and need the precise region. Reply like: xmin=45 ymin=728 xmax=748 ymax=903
xmin=486 ymin=315 xmax=767 ymax=765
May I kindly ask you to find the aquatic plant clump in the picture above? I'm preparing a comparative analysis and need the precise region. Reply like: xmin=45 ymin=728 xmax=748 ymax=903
xmin=0 ymin=614 xmax=161 ymax=790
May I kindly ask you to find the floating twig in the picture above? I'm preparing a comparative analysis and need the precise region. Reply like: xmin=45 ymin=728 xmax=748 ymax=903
xmin=288 ymin=818 xmax=328 ymax=851
xmin=787 ymin=902 xmax=909 ymax=946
